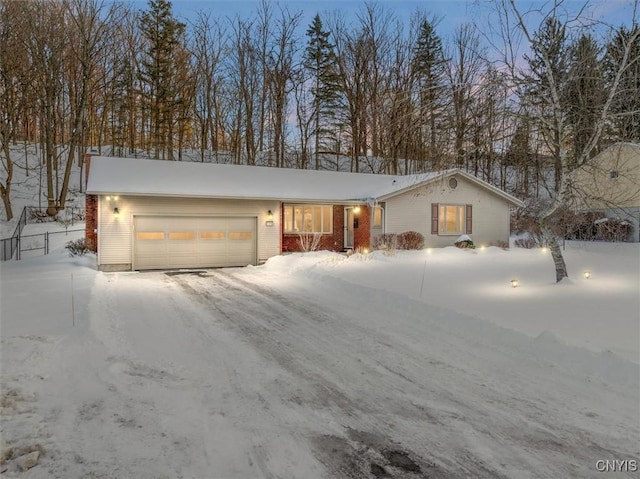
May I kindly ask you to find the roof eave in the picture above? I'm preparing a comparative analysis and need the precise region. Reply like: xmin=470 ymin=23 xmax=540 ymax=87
xmin=376 ymin=169 xmax=525 ymax=207
xmin=86 ymin=190 xmax=366 ymax=205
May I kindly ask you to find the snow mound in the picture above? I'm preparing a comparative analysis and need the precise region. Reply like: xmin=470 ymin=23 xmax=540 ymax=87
xmin=262 ymin=251 xmax=344 ymax=273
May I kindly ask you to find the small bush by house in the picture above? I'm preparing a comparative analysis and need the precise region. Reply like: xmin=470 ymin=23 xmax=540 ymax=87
xmin=595 ymin=218 xmax=632 ymax=242
xmin=372 ymin=233 xmax=398 ymax=254
xmin=398 ymin=231 xmax=425 ymax=250
xmin=66 ymin=238 xmax=92 ymax=256
xmin=454 ymin=235 xmax=475 ymax=249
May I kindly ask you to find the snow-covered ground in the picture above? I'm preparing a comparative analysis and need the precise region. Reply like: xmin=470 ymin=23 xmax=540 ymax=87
xmin=1 ymin=146 xmax=639 ymax=477
xmin=1 ymin=235 xmax=638 ymax=478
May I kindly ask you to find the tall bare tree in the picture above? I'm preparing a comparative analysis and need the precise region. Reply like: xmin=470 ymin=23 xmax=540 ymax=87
xmin=190 ymin=12 xmax=225 ymax=162
xmin=0 ymin=0 xmax=26 ymax=220
xmin=494 ymin=0 xmax=640 ymax=282
xmin=59 ymin=0 xmax=113 ymax=206
xmin=448 ymin=24 xmax=485 ymax=169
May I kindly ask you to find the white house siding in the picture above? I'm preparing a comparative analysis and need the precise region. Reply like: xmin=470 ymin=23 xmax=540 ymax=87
xmin=98 ymin=195 xmax=280 ymax=270
xmin=384 ymin=175 xmax=512 ymax=247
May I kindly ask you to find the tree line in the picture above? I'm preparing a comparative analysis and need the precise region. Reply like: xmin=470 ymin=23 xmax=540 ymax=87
xmin=0 ymin=0 xmax=638 ymax=223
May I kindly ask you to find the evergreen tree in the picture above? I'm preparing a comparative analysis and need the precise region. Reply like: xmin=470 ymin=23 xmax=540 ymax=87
xmin=139 ymin=0 xmax=186 ymax=159
xmin=522 ymin=16 xmax=569 ymax=192
xmin=565 ymin=34 xmax=606 ymax=167
xmin=304 ymin=13 xmax=342 ymax=169
xmin=411 ymin=17 xmax=447 ymax=167
xmin=604 ymin=26 xmax=640 ymax=142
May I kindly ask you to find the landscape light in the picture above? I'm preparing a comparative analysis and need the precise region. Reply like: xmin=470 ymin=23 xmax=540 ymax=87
xmin=583 ymin=270 xmax=591 ymax=279
xmin=511 ymin=278 xmax=519 ymax=288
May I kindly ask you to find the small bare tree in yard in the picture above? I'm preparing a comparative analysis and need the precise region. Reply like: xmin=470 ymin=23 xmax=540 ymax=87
xmin=297 ymin=233 xmax=322 ymax=252
xmin=491 ymin=0 xmax=639 ymax=282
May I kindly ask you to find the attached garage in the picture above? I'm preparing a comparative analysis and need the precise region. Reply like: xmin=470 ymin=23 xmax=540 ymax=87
xmin=133 ymin=216 xmax=257 ymax=270
xmin=91 ymin=191 xmax=279 ymax=272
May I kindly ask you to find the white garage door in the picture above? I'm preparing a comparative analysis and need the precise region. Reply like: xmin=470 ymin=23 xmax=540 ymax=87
xmin=134 ymin=216 xmax=257 ymax=270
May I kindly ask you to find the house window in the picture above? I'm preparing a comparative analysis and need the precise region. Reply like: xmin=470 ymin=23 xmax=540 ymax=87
xmin=229 ymin=231 xmax=253 ymax=240
xmin=137 ymin=232 xmax=165 ymax=240
xmin=169 ymin=231 xmax=195 ymax=240
xmin=283 ymin=205 xmax=332 ymax=233
xmin=373 ymin=206 xmax=384 ymax=228
xmin=432 ymin=203 xmax=473 ymax=235
xmin=200 ymin=231 xmax=225 ymax=239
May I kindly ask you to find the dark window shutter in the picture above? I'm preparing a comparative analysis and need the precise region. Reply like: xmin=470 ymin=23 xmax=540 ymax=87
xmin=431 ymin=204 xmax=439 ymax=234
xmin=466 ymin=204 xmax=473 ymax=234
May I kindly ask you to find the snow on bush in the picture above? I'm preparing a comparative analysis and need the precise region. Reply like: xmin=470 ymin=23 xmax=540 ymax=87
xmin=595 ymin=218 xmax=633 ymax=242
xmin=454 ymin=235 xmax=475 ymax=249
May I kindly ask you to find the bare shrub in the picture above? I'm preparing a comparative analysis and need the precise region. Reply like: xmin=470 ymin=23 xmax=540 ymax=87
xmin=595 ymin=218 xmax=632 ymax=241
xmin=514 ymin=236 xmax=538 ymax=248
xmin=511 ymin=202 xmax=609 ymax=243
xmin=372 ymin=233 xmax=398 ymax=255
xmin=398 ymin=231 xmax=424 ymax=250
xmin=66 ymin=238 xmax=92 ymax=256
xmin=297 ymin=233 xmax=322 ymax=252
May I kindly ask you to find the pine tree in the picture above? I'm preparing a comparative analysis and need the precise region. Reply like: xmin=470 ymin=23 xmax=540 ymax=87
xmin=565 ymin=34 xmax=606 ymax=167
xmin=604 ymin=26 xmax=640 ymax=142
xmin=139 ymin=0 xmax=185 ymax=159
xmin=411 ymin=17 xmax=447 ymax=167
xmin=522 ymin=16 xmax=569 ymax=192
xmin=304 ymin=13 xmax=342 ymax=169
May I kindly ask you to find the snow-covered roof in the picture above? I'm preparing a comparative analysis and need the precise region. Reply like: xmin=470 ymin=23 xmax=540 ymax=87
xmin=86 ymin=156 xmax=523 ymax=206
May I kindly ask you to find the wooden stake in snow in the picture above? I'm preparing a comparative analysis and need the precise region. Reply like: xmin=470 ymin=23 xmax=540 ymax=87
xmin=419 ymin=259 xmax=427 ymax=298
xmin=71 ymin=273 xmax=75 ymax=327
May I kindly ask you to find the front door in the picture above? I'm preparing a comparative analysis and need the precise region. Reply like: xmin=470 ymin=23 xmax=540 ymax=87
xmin=344 ymin=207 xmax=354 ymax=249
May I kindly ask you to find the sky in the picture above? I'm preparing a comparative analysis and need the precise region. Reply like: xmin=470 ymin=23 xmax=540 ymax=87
xmin=124 ymin=0 xmax=638 ymax=39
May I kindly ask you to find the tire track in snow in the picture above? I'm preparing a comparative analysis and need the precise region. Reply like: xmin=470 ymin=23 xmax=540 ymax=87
xmin=170 ymin=270 xmax=509 ymax=478
xmin=170 ymin=268 xmax=637 ymax=479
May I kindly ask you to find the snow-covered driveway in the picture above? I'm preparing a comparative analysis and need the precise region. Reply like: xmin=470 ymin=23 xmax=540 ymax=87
xmin=2 ymin=250 xmax=638 ymax=478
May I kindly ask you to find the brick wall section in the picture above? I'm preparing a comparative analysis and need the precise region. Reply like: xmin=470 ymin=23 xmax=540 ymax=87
xmin=85 ymin=194 xmax=98 ymax=251
xmin=353 ymin=204 xmax=371 ymax=251
xmin=281 ymin=204 xmax=371 ymax=253
xmin=84 ymin=153 xmax=98 ymax=252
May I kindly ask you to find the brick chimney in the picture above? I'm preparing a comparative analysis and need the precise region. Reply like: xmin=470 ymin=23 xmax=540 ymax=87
xmin=84 ymin=150 xmax=98 ymax=252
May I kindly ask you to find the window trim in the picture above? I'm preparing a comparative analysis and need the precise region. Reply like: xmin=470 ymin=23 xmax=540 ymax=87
xmin=432 ymin=203 xmax=472 ymax=236
xmin=283 ymin=204 xmax=333 ymax=234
